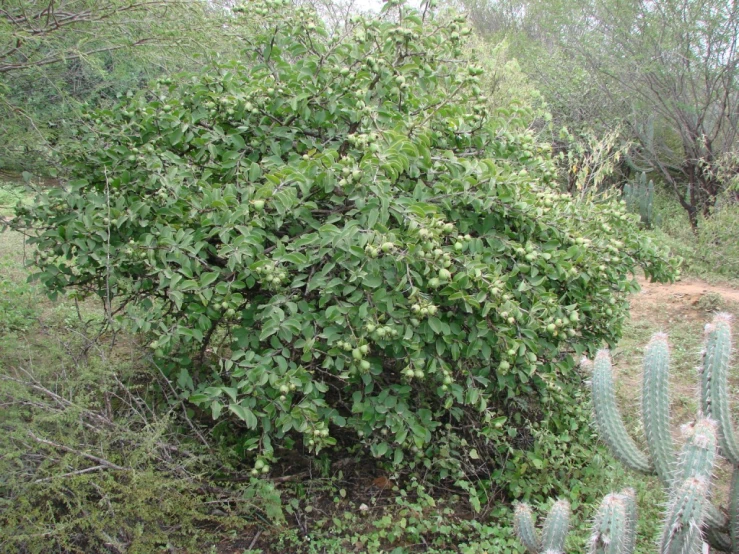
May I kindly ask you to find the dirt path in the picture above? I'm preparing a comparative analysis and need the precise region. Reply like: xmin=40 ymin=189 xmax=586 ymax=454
xmin=633 ymin=276 xmax=739 ymax=323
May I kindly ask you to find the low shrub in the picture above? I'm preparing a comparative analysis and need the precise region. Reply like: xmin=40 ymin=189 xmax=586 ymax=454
xmin=9 ymin=0 xmax=678 ymax=495
xmin=0 ymin=353 xmax=275 ymax=553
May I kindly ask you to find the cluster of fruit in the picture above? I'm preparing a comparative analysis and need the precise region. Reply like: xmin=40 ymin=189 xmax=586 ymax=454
xmin=410 ymin=300 xmax=438 ymax=318
xmin=249 ymin=458 xmax=270 ymax=476
xmin=335 ymin=341 xmax=373 ymax=373
xmin=254 ymin=262 xmax=288 ymax=290
xmin=337 ymin=161 xmax=367 ymax=187
xmin=364 ymin=241 xmax=396 ymax=258
xmin=365 ymin=322 xmax=400 ymax=340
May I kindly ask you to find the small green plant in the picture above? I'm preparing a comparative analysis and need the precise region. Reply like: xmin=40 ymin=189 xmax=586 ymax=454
xmin=515 ymin=313 xmax=736 ymax=552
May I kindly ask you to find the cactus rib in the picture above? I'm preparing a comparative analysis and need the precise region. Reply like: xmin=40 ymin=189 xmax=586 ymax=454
xmin=541 ymin=500 xmax=570 ymax=553
xmin=704 ymin=527 xmax=732 ymax=553
xmin=514 ymin=503 xmax=541 ymax=554
xmin=701 ymin=314 xmax=738 ymax=465
xmin=660 ymin=477 xmax=711 ymax=554
xmin=590 ymin=350 xmax=653 ymax=474
xmin=642 ymin=333 xmax=674 ymax=488
xmin=730 ymin=469 xmax=739 ymax=552
xmin=590 ymin=493 xmax=629 ymax=554
xmin=621 ymin=488 xmax=638 ymax=554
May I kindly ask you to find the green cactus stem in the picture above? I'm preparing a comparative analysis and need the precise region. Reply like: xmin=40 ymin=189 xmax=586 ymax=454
xmin=514 ymin=503 xmax=541 ymax=554
xmin=642 ymin=333 xmax=674 ymax=488
xmin=705 ymin=527 xmax=733 ymax=553
xmin=589 ymin=492 xmax=630 ymax=554
xmin=700 ymin=314 xmax=738 ymax=465
xmin=675 ymin=417 xmax=718 ymax=484
xmin=621 ymin=488 xmax=638 ymax=554
xmin=660 ymin=476 xmax=711 ymax=554
xmin=589 ymin=350 xmax=653 ymax=474
xmin=730 ymin=469 xmax=739 ymax=553
xmin=541 ymin=499 xmax=570 ymax=553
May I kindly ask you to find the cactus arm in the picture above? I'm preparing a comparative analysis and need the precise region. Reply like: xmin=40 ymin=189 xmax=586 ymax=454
xmin=642 ymin=333 xmax=675 ymax=488
xmin=589 ymin=350 xmax=653 ymax=474
xmin=620 ymin=488 xmax=638 ymax=554
xmin=660 ymin=418 xmax=717 ymax=554
xmin=705 ymin=503 xmax=730 ymax=533
xmin=514 ymin=503 xmax=541 ymax=554
xmin=541 ymin=499 xmax=570 ymax=554
xmin=730 ymin=469 xmax=739 ymax=553
xmin=659 ymin=477 xmax=711 ymax=554
xmin=589 ymin=493 xmax=628 ymax=554
xmin=704 ymin=527 xmax=732 ymax=553
xmin=675 ymin=418 xmax=718 ymax=483
xmin=701 ymin=315 xmax=739 ymax=465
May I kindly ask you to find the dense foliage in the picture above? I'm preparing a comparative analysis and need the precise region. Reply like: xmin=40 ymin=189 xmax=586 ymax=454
xmin=11 ymin=0 xmax=678 ymax=493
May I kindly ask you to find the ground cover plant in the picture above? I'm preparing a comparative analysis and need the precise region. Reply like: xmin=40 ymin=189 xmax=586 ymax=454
xmin=7 ymin=0 xmax=679 ymax=508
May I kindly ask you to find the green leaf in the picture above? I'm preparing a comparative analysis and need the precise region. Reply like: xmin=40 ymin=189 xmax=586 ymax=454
xmin=229 ymin=404 xmax=258 ymax=429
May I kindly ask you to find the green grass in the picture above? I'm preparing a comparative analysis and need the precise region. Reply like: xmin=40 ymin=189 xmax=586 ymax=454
xmin=0 ymin=181 xmax=33 ymax=218
xmin=649 ymin=192 xmax=739 ymax=286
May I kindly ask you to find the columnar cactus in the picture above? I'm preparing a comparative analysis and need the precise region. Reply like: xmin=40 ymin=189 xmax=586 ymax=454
xmin=660 ymin=477 xmax=712 ymax=553
xmin=589 ymin=489 xmax=638 ymax=554
xmin=589 ymin=350 xmax=653 ymax=474
xmin=700 ymin=314 xmax=738 ymax=464
xmin=588 ymin=313 xmax=734 ymax=552
xmin=514 ymin=313 xmax=736 ymax=553
xmin=658 ymin=418 xmax=718 ymax=553
xmin=641 ymin=333 xmax=674 ymax=487
xmin=514 ymin=499 xmax=571 ymax=554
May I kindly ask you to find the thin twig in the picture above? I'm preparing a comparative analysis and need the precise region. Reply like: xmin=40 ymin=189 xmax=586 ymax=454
xmin=34 ymin=464 xmax=108 ymax=483
xmin=28 ymin=431 xmax=128 ymax=472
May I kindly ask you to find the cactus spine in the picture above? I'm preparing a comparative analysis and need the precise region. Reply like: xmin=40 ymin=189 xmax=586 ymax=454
xmin=590 ymin=350 xmax=653 ymax=473
xmin=514 ymin=500 xmax=570 ymax=554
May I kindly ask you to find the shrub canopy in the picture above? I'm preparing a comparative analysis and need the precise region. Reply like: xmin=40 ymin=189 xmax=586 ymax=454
xmin=12 ymin=0 xmax=678 ymax=491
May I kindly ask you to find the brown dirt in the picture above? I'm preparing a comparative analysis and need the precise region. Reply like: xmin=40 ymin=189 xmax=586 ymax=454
xmin=634 ymin=276 xmax=739 ymax=311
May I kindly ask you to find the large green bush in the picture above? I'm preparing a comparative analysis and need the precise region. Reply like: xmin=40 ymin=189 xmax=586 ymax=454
xmin=11 ymin=0 xmax=677 ymax=489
